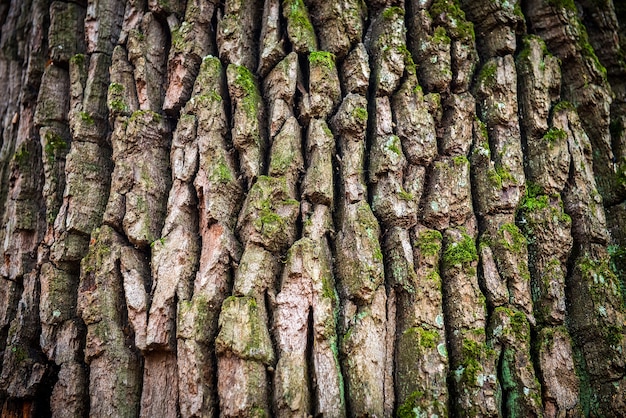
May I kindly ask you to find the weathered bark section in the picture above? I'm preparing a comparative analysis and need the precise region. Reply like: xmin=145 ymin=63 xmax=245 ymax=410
xmin=3 ymin=0 xmax=626 ymax=417
xmin=463 ymin=1 xmax=543 ymax=415
xmin=283 ymin=0 xmax=318 ymax=54
xmin=257 ymin=0 xmax=286 ymax=77
xmin=77 ymin=226 xmax=143 ymax=417
xmin=367 ymin=4 xmax=449 ymax=416
xmin=516 ymin=34 xmax=582 ymax=418
xmin=90 ymin=4 xmax=175 ymax=415
xmin=33 ymin=2 xmax=90 ymax=417
xmin=525 ymin=0 xmax=618 ymax=205
xmin=306 ymin=0 xmax=367 ymax=58
xmin=406 ymin=1 xmax=499 ymax=416
xmin=271 ymin=47 xmax=345 ymax=415
xmin=163 ymin=0 xmax=217 ymax=113
xmin=332 ymin=34 xmax=390 ymax=412
xmin=0 ymin=1 xmax=48 ymax=412
xmin=37 ymin=0 xmax=125 ymax=415
xmin=214 ymin=50 xmax=297 ymax=415
xmin=227 ymin=64 xmax=267 ymax=187
xmin=524 ymin=2 xmax=626 ymax=414
xmin=557 ymin=106 xmax=626 ymax=415
xmin=161 ymin=56 xmax=238 ymax=417
xmin=217 ymin=0 xmax=262 ymax=71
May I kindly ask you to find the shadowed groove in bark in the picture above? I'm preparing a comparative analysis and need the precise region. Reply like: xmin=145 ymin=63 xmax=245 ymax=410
xmin=1 ymin=0 xmax=626 ymax=417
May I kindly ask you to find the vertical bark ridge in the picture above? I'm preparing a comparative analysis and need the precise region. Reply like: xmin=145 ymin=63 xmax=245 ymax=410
xmin=36 ymin=2 xmax=90 ymax=416
xmin=516 ymin=33 xmax=582 ymax=417
xmin=0 ymin=5 xmax=49 ymax=411
xmin=406 ymin=1 xmax=500 ymax=416
xmin=524 ymin=1 xmax=626 ymax=415
xmin=2 ymin=0 xmax=626 ymax=417
xmin=462 ymin=1 xmax=543 ymax=416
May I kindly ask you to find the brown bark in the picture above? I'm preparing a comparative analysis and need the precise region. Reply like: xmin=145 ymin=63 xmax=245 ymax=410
xmin=1 ymin=0 xmax=626 ymax=417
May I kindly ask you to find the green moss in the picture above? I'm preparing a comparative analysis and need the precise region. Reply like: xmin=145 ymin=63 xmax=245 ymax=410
xmin=109 ymin=99 xmax=127 ymax=113
xmin=233 ymin=64 xmax=261 ymax=119
xmin=373 ymin=245 xmax=383 ymax=262
xmin=10 ymin=345 xmax=28 ymax=363
xmin=201 ymin=55 xmax=222 ymax=75
xmin=109 ymin=83 xmax=124 ymax=94
xmin=257 ymin=206 xmax=284 ymax=234
xmin=526 ymin=181 xmax=543 ymax=199
xmin=309 ymin=51 xmax=335 ymax=70
xmin=321 ymin=123 xmax=333 ymax=138
xmin=386 ymin=135 xmax=402 ymax=155
xmin=396 ymin=390 xmax=425 ymax=418
xmin=542 ymin=127 xmax=567 ymax=145
xmin=82 ymin=232 xmax=112 ymax=274
xmin=382 ymin=6 xmax=404 ymax=20
xmin=443 ymin=231 xmax=478 ymax=268
xmin=519 ymin=183 xmax=549 ymax=212
xmin=498 ymin=166 xmax=516 ymax=183
xmin=12 ymin=145 xmax=30 ymax=166
xmin=70 ymin=53 xmax=85 ymax=66
xmin=416 ymin=230 xmax=443 ymax=257
xmin=457 ymin=338 xmax=484 ymax=385
xmin=397 ymin=188 xmax=413 ymax=202
xmin=149 ymin=237 xmax=166 ymax=248
xmin=432 ymin=26 xmax=451 ymax=44
xmin=171 ymin=21 xmax=191 ymax=50
xmin=418 ymin=327 xmax=438 ymax=349
xmin=453 ymin=155 xmax=468 ymax=166
xmin=487 ymin=164 xmax=517 ymax=189
xmin=108 ymin=83 xmax=128 ymax=113
xmin=321 ymin=274 xmax=338 ymax=301
xmin=498 ymin=223 xmax=527 ymax=254
xmin=520 ymin=194 xmax=549 ymax=212
xmin=487 ymin=168 xmax=503 ymax=189
xmin=353 ymin=107 xmax=368 ymax=123
xmin=129 ymin=109 xmax=162 ymax=124
xmin=576 ymin=252 xmax=625 ymax=326
xmin=477 ymin=61 xmax=497 ymax=85
xmin=579 ymin=34 xmax=607 ymax=78
xmin=395 ymin=44 xmax=417 ymax=75
xmin=513 ymin=1 xmax=524 ymax=19
xmin=44 ymin=131 xmax=68 ymax=162
xmin=269 ymin=140 xmax=296 ymax=174
xmin=553 ymin=101 xmax=574 ymax=113
xmin=283 ymin=0 xmax=317 ymax=52
xmin=211 ymin=159 xmax=233 ymax=183
xmin=79 ymin=111 xmax=94 ymax=125
xmin=509 ymin=310 xmax=530 ymax=340
xmin=251 ymin=177 xmax=299 ymax=238
xmin=429 ymin=0 xmax=475 ymax=41
xmin=426 ymin=270 xmax=441 ymax=284
xmin=518 ymin=35 xmax=552 ymax=63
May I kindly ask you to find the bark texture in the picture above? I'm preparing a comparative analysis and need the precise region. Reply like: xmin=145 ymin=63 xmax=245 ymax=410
xmin=1 ymin=0 xmax=626 ymax=417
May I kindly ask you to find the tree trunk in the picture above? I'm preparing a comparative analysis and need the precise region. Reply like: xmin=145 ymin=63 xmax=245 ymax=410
xmin=1 ymin=0 xmax=626 ymax=416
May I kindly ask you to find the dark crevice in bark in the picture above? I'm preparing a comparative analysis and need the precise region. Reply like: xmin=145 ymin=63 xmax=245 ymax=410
xmin=305 ymin=306 xmax=316 ymax=416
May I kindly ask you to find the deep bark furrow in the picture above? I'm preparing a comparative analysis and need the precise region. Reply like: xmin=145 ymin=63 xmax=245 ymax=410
xmin=2 ymin=1 xmax=626 ymax=417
